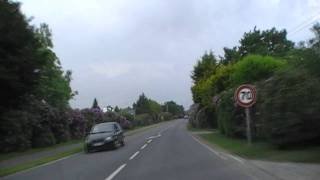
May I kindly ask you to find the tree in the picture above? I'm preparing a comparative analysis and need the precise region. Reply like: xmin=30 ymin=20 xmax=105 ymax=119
xmin=0 ymin=0 xmax=43 ymax=114
xmin=309 ymin=23 xmax=320 ymax=53
xmin=92 ymin=98 xmax=100 ymax=109
xmin=220 ymin=47 xmax=240 ymax=64
xmin=238 ymin=27 xmax=294 ymax=58
xmin=33 ymin=24 xmax=75 ymax=108
xmin=114 ymin=106 xmax=120 ymax=112
xmin=134 ymin=93 xmax=150 ymax=114
xmin=163 ymin=101 xmax=184 ymax=116
xmin=191 ymin=51 xmax=217 ymax=83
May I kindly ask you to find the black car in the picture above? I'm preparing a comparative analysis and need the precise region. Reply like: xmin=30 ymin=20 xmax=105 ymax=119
xmin=84 ymin=122 xmax=125 ymax=153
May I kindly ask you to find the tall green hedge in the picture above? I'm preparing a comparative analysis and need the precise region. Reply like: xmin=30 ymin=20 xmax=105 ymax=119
xmin=231 ymin=55 xmax=286 ymax=85
xmin=257 ymin=68 xmax=320 ymax=148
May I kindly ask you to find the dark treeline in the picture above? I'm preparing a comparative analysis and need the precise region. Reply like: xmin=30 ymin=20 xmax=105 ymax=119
xmin=0 ymin=0 xmax=184 ymax=153
xmin=189 ymin=24 xmax=320 ymax=148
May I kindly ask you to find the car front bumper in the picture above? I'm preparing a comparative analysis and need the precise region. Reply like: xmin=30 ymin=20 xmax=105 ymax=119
xmin=86 ymin=140 xmax=115 ymax=151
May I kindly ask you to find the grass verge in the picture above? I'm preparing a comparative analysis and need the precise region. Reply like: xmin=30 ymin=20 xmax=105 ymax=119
xmin=0 ymin=146 xmax=83 ymax=177
xmin=0 ymin=139 xmax=83 ymax=162
xmin=190 ymin=127 xmax=320 ymax=163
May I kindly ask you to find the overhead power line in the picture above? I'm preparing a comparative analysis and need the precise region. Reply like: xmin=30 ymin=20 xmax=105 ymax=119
xmin=288 ymin=12 xmax=320 ymax=35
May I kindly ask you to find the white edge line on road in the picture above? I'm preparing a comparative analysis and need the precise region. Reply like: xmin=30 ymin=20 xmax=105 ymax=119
xmin=129 ymin=151 xmax=140 ymax=160
xmin=190 ymin=134 xmax=245 ymax=164
xmin=140 ymin=144 xmax=147 ymax=150
xmin=147 ymin=139 xmax=152 ymax=143
xmin=190 ymin=134 xmax=229 ymax=160
xmin=4 ymin=152 xmax=81 ymax=178
xmin=228 ymin=154 xmax=245 ymax=164
xmin=105 ymin=163 xmax=127 ymax=180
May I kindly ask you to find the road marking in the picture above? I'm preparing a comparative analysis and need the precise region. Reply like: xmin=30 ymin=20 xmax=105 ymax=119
xmin=146 ymin=134 xmax=161 ymax=139
xmin=141 ymin=144 xmax=147 ymax=150
xmin=190 ymin=134 xmax=229 ymax=160
xmin=147 ymin=139 xmax=152 ymax=143
xmin=228 ymin=154 xmax=245 ymax=164
xmin=105 ymin=164 xmax=126 ymax=180
xmin=129 ymin=151 xmax=140 ymax=160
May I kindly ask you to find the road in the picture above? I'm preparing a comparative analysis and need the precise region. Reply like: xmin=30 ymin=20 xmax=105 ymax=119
xmin=3 ymin=119 xmax=274 ymax=180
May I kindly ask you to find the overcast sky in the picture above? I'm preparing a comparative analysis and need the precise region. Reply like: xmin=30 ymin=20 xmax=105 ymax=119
xmin=19 ymin=0 xmax=320 ymax=109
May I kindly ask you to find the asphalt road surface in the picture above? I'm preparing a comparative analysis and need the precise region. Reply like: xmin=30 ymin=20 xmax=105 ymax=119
xmin=4 ymin=119 xmax=275 ymax=180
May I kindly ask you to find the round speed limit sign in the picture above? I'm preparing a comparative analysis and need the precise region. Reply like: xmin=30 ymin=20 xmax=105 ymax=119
xmin=234 ymin=84 xmax=257 ymax=108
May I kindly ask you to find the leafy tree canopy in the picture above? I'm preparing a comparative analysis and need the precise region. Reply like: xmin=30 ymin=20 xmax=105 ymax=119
xmin=191 ymin=51 xmax=217 ymax=83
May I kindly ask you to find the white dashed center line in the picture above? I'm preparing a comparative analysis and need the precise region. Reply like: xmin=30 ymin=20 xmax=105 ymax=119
xmin=141 ymin=144 xmax=147 ymax=150
xmin=105 ymin=164 xmax=126 ymax=180
xmin=129 ymin=151 xmax=140 ymax=160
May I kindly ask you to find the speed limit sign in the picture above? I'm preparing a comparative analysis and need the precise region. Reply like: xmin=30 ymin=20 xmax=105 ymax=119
xmin=234 ymin=84 xmax=257 ymax=145
xmin=234 ymin=84 xmax=257 ymax=108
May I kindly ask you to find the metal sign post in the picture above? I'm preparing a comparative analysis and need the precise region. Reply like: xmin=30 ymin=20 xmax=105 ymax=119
xmin=245 ymin=107 xmax=252 ymax=145
xmin=234 ymin=84 xmax=257 ymax=146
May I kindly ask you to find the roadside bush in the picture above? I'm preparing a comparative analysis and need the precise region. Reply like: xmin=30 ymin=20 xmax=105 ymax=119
xmin=50 ymin=108 xmax=71 ymax=143
xmin=258 ymin=68 xmax=320 ymax=148
xmin=231 ymin=55 xmax=286 ymax=85
xmin=188 ymin=104 xmax=200 ymax=128
xmin=134 ymin=113 xmax=153 ymax=126
xmin=217 ymin=89 xmax=234 ymax=136
xmin=118 ymin=118 xmax=132 ymax=129
xmin=69 ymin=109 xmax=86 ymax=139
xmin=191 ymin=64 xmax=233 ymax=107
xmin=0 ymin=110 xmax=32 ymax=152
xmin=216 ymin=89 xmax=248 ymax=137
xmin=159 ymin=112 xmax=173 ymax=121
xmin=25 ymin=99 xmax=56 ymax=148
xmin=81 ymin=108 xmax=104 ymax=132
xmin=120 ymin=112 xmax=134 ymax=121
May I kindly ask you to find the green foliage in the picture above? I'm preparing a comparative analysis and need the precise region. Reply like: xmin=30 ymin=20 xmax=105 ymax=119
xmin=220 ymin=27 xmax=294 ymax=64
xmin=216 ymin=89 xmax=235 ymax=136
xmin=257 ymin=68 xmax=320 ymax=148
xmin=231 ymin=55 xmax=286 ymax=85
xmin=134 ymin=113 xmax=153 ymax=126
xmin=0 ymin=0 xmax=75 ymax=151
xmin=221 ymin=47 xmax=240 ymax=64
xmin=114 ymin=106 xmax=120 ymax=112
xmin=0 ymin=0 xmax=43 ymax=113
xmin=134 ymin=93 xmax=150 ymax=114
xmin=163 ymin=101 xmax=184 ymax=116
xmin=32 ymin=24 xmax=75 ymax=108
xmin=159 ymin=112 xmax=174 ymax=121
xmin=191 ymin=51 xmax=217 ymax=83
xmin=238 ymin=27 xmax=294 ymax=58
xmin=0 ymin=110 xmax=32 ymax=152
xmin=190 ymin=25 xmax=320 ymax=150
xmin=134 ymin=93 xmax=162 ymax=121
xmin=191 ymin=64 xmax=233 ymax=105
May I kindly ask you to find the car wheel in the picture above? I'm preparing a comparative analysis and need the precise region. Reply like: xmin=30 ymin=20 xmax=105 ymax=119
xmin=121 ymin=139 xmax=125 ymax=146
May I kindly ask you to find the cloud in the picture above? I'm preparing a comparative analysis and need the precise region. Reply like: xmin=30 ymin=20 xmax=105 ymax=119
xmin=89 ymin=62 xmax=132 ymax=79
xmin=19 ymin=0 xmax=319 ymax=109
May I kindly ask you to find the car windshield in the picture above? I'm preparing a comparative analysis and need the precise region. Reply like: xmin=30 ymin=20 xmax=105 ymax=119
xmin=91 ymin=124 xmax=114 ymax=133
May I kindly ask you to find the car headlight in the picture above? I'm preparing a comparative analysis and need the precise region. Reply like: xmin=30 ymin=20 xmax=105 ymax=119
xmin=105 ymin=136 xmax=112 ymax=141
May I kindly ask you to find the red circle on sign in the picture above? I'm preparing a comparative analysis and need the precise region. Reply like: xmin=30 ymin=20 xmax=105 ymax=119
xmin=234 ymin=84 xmax=257 ymax=108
